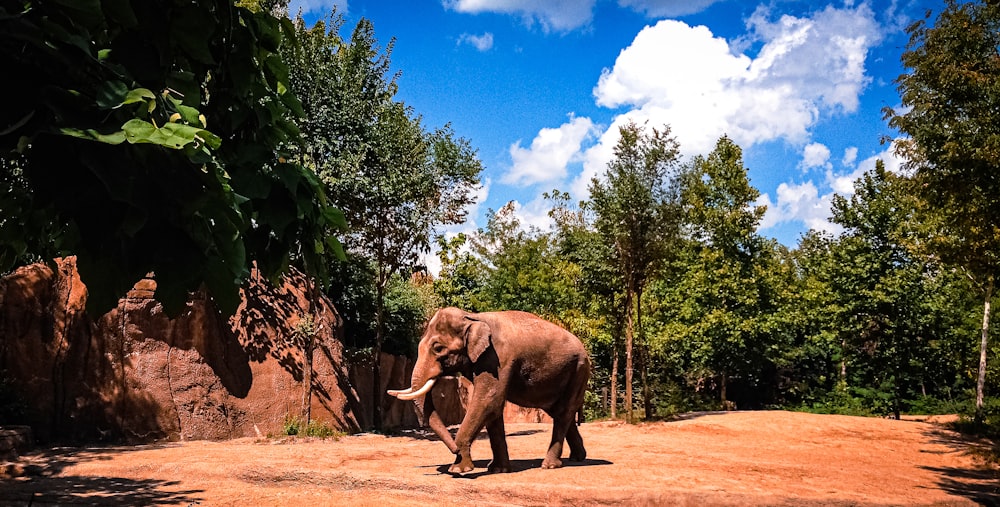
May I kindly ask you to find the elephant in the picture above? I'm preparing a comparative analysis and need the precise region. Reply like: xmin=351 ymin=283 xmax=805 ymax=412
xmin=387 ymin=307 xmax=591 ymax=474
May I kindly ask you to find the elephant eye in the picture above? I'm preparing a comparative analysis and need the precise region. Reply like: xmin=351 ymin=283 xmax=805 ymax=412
xmin=432 ymin=344 xmax=446 ymax=355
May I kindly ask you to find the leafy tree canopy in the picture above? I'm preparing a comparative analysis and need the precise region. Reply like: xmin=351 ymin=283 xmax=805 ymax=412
xmin=0 ymin=0 xmax=344 ymax=316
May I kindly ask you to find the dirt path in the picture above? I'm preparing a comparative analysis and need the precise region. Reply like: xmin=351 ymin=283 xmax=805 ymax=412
xmin=2 ymin=411 xmax=997 ymax=506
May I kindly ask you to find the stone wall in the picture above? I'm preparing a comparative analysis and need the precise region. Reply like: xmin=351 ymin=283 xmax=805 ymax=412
xmin=0 ymin=258 xmax=549 ymax=444
xmin=0 ymin=258 xmax=361 ymax=443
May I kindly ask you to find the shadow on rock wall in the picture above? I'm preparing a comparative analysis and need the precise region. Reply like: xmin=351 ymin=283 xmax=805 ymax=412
xmin=0 ymin=258 xmax=362 ymax=443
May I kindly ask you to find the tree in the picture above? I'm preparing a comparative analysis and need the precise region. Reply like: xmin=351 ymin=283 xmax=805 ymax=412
xmin=468 ymin=202 xmax=581 ymax=318
xmin=284 ymin=15 xmax=482 ymax=430
xmin=548 ymin=190 xmax=622 ymax=418
xmin=0 ymin=1 xmax=343 ymax=316
xmin=433 ymin=233 xmax=487 ymax=311
xmin=589 ymin=121 xmax=682 ymax=421
xmin=884 ymin=0 xmax=1000 ymax=422
xmin=673 ymin=136 xmax=776 ymax=408
xmin=827 ymin=162 xmax=933 ymax=418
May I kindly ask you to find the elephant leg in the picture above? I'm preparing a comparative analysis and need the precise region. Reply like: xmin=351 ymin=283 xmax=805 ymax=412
xmin=542 ymin=413 xmax=572 ymax=469
xmin=544 ymin=362 xmax=589 ymax=469
xmin=450 ymin=372 xmax=505 ymax=474
xmin=566 ymin=421 xmax=586 ymax=462
xmin=423 ymin=393 xmax=457 ymax=453
xmin=449 ymin=413 xmax=487 ymax=474
xmin=486 ymin=416 xmax=511 ymax=473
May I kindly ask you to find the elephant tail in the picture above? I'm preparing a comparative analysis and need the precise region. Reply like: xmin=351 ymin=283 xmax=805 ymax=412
xmin=576 ymin=407 xmax=584 ymax=426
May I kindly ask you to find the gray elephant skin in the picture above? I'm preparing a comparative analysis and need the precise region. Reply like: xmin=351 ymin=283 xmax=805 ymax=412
xmin=388 ymin=307 xmax=591 ymax=474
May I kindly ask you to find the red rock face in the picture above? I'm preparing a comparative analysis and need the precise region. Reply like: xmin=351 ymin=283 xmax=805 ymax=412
xmin=0 ymin=258 xmax=363 ymax=442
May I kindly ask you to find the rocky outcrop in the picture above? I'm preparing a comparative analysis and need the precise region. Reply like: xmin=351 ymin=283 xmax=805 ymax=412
xmin=0 ymin=258 xmax=361 ymax=443
xmin=0 ymin=258 xmax=549 ymax=444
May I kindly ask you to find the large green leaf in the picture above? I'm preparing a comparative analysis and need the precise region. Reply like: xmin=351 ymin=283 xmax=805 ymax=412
xmin=59 ymin=127 xmax=126 ymax=144
xmin=121 ymin=119 xmax=221 ymax=150
xmin=321 ymin=205 xmax=347 ymax=231
xmin=96 ymin=80 xmax=129 ymax=109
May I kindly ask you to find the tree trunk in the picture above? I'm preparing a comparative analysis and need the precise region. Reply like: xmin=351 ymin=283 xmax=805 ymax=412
xmin=624 ymin=288 xmax=634 ymax=423
xmin=637 ymin=288 xmax=652 ymax=421
xmin=373 ymin=277 xmax=386 ymax=432
xmin=302 ymin=263 xmax=319 ymax=427
xmin=720 ymin=371 xmax=727 ymax=404
xmin=975 ymin=280 xmax=993 ymax=424
xmin=302 ymin=334 xmax=314 ymax=425
xmin=610 ymin=342 xmax=618 ymax=419
xmin=840 ymin=338 xmax=847 ymax=382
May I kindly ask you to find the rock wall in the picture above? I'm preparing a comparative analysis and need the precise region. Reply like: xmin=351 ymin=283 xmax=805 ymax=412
xmin=0 ymin=258 xmax=362 ymax=443
xmin=0 ymin=258 xmax=549 ymax=444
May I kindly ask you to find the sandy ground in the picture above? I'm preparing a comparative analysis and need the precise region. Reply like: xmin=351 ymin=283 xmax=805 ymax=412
xmin=2 ymin=411 xmax=998 ymax=506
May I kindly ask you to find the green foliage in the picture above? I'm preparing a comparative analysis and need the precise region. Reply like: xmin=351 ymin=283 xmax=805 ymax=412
xmin=433 ymin=233 xmax=487 ymax=311
xmin=589 ymin=121 xmax=683 ymax=421
xmin=885 ymin=0 xmax=1000 ymax=421
xmin=282 ymin=11 xmax=480 ymax=429
xmin=283 ymin=10 xmax=480 ymax=337
xmin=0 ymin=0 xmax=344 ymax=315
xmin=649 ymin=136 xmax=781 ymax=410
xmin=430 ymin=134 xmax=983 ymax=421
xmin=327 ymin=257 xmax=429 ymax=357
xmin=282 ymin=414 xmax=300 ymax=436
xmin=281 ymin=415 xmax=343 ymax=438
xmin=470 ymin=202 xmax=582 ymax=318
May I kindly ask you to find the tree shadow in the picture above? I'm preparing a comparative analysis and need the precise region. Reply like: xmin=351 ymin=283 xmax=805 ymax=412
xmin=662 ymin=411 xmax=735 ymax=422
xmin=3 ymin=444 xmax=203 ymax=506
xmin=921 ymin=427 xmax=1000 ymax=506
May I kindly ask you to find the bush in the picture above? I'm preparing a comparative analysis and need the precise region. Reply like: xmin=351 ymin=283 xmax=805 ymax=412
xmin=281 ymin=415 xmax=343 ymax=439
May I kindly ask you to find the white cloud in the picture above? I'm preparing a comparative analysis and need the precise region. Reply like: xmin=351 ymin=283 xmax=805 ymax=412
xmin=444 ymin=0 xmax=595 ymax=32
xmin=484 ymin=4 xmax=884 ymax=242
xmin=458 ymin=32 xmax=494 ymax=51
xmin=759 ymin=143 xmax=908 ymax=236
xmin=505 ymin=115 xmax=596 ymax=186
xmin=618 ymin=0 xmax=723 ymax=18
xmin=800 ymin=142 xmax=832 ymax=171
xmin=842 ymin=146 xmax=858 ymax=167
xmin=508 ymin=196 xmax=556 ymax=232
xmin=592 ymin=4 xmax=880 ymax=157
xmin=759 ymin=181 xmax=840 ymax=235
xmin=444 ymin=0 xmax=723 ymax=31
xmin=287 ymin=0 xmax=346 ymax=16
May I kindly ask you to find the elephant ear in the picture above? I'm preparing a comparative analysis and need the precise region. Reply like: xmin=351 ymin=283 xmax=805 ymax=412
xmin=464 ymin=319 xmax=492 ymax=363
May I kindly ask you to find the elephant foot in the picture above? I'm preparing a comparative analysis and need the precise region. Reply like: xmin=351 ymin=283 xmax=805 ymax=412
xmin=569 ymin=448 xmax=587 ymax=462
xmin=487 ymin=460 xmax=511 ymax=473
xmin=448 ymin=455 xmax=475 ymax=474
xmin=541 ymin=457 xmax=563 ymax=469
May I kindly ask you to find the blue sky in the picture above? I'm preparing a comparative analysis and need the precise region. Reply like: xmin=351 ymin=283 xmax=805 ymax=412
xmin=289 ymin=0 xmax=939 ymax=273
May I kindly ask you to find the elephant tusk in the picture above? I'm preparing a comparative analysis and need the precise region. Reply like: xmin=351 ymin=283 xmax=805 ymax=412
xmin=386 ymin=387 xmax=413 ymax=397
xmin=395 ymin=379 xmax=436 ymax=401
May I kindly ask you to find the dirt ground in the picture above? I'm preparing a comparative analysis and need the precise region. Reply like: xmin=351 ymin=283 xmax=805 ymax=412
xmin=2 ymin=411 xmax=998 ymax=506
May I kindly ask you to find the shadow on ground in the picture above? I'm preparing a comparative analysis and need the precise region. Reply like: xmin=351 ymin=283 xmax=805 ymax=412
xmin=395 ymin=427 xmax=545 ymax=443
xmin=922 ymin=427 xmax=1000 ymax=506
xmin=437 ymin=457 xmax=614 ymax=478
xmin=1 ymin=445 xmax=203 ymax=506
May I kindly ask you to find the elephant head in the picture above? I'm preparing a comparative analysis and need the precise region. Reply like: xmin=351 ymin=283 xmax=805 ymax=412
xmin=387 ymin=307 xmax=491 ymax=401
